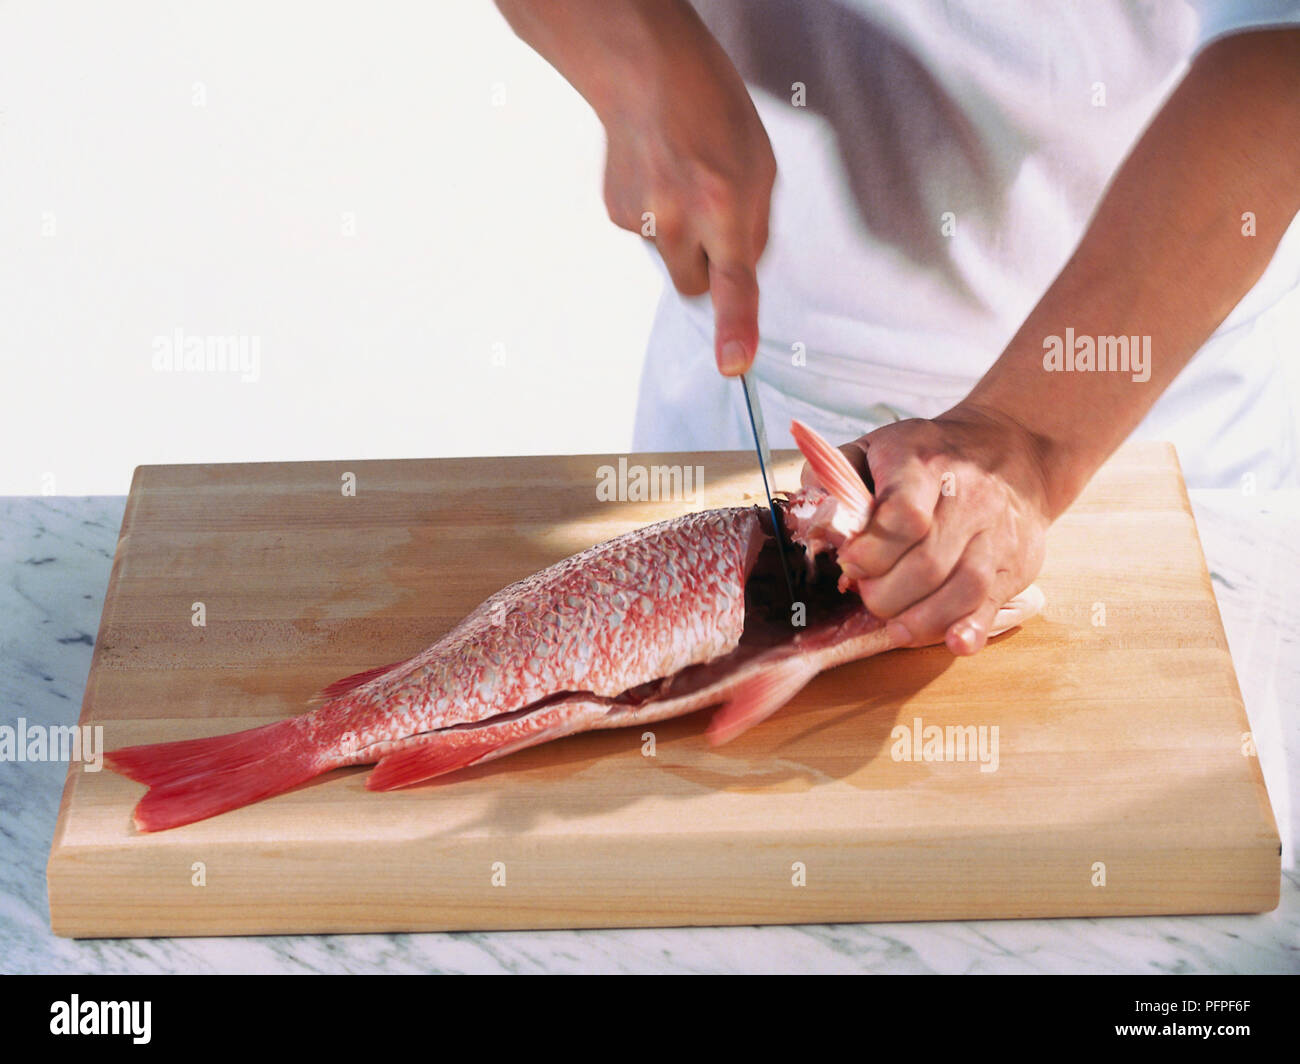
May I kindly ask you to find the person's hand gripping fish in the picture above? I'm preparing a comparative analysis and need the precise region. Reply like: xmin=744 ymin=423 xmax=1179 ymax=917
xmin=797 ymin=411 xmax=1051 ymax=658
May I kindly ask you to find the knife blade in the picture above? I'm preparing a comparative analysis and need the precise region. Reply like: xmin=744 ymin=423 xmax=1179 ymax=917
xmin=739 ymin=373 xmax=797 ymax=605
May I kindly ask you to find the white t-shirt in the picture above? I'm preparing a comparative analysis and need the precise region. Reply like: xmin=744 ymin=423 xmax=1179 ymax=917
xmin=632 ymin=0 xmax=1300 ymax=489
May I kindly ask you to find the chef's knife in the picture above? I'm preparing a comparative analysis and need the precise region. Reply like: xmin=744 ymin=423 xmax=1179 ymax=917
xmin=739 ymin=373 xmax=797 ymax=605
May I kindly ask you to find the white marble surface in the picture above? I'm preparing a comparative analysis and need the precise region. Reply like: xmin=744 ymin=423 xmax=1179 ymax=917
xmin=1 ymin=493 xmax=1296 ymax=974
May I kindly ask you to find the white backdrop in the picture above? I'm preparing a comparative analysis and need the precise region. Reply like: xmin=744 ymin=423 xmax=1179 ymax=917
xmin=0 ymin=1 xmax=662 ymax=495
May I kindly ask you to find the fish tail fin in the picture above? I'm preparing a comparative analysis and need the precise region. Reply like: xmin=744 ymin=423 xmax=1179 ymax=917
xmin=105 ymin=718 xmax=325 ymax=832
xmin=790 ymin=419 xmax=872 ymax=514
xmin=706 ymin=658 xmax=820 ymax=746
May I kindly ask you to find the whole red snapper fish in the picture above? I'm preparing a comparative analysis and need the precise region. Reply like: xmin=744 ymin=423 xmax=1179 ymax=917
xmin=107 ymin=420 xmax=1045 ymax=831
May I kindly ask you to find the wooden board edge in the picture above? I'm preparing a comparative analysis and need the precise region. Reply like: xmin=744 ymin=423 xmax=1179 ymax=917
xmin=47 ymin=829 xmax=1281 ymax=939
xmin=46 ymin=470 xmax=144 ymax=924
xmin=1163 ymin=443 xmax=1283 ymax=855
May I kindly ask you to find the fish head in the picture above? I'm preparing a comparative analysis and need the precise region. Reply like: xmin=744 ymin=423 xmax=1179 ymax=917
xmin=780 ymin=419 xmax=874 ymax=578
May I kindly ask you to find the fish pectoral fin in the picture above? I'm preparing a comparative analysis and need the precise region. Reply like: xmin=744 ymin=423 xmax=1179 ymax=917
xmin=705 ymin=658 xmax=821 ymax=747
xmin=790 ymin=419 xmax=872 ymax=514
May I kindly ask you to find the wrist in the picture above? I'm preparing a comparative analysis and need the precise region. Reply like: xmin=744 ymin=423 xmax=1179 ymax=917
xmin=937 ymin=398 xmax=1087 ymax=522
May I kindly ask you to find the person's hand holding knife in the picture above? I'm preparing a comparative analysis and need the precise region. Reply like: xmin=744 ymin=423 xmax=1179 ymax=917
xmin=495 ymin=0 xmax=774 ymax=376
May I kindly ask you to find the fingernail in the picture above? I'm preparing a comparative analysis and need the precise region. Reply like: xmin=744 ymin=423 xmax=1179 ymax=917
xmin=886 ymin=619 xmax=912 ymax=646
xmin=948 ymin=621 xmax=981 ymax=655
xmin=719 ymin=339 xmax=748 ymax=376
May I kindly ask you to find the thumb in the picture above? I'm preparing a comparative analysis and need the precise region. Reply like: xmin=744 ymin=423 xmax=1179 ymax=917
xmin=707 ymin=258 xmax=759 ymax=376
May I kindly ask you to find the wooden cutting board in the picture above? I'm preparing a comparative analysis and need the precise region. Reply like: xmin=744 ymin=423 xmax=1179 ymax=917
xmin=47 ymin=443 xmax=1280 ymax=937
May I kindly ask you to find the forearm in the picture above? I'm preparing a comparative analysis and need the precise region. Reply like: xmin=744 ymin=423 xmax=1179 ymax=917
xmin=954 ymin=29 xmax=1300 ymax=517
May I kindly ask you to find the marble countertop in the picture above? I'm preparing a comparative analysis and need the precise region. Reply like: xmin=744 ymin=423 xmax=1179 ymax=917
xmin=2 ymin=492 xmax=1296 ymax=974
